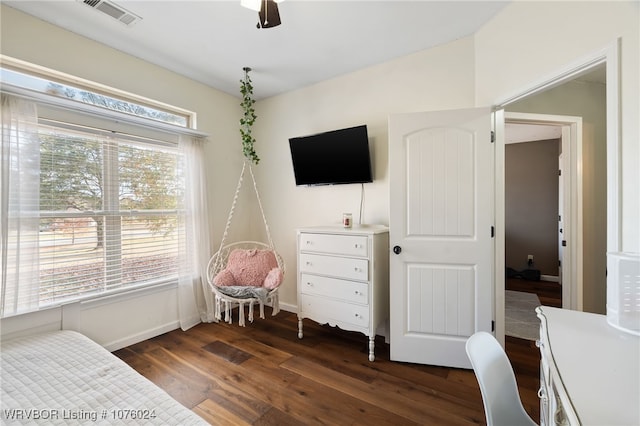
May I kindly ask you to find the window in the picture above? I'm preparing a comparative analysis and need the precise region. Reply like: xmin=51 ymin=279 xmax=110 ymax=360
xmin=1 ymin=61 xmax=208 ymax=319
xmin=1 ymin=65 xmax=192 ymax=127
xmin=37 ymin=121 xmax=185 ymax=306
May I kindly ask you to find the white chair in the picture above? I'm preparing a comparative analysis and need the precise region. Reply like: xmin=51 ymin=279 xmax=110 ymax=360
xmin=466 ymin=331 xmax=537 ymax=426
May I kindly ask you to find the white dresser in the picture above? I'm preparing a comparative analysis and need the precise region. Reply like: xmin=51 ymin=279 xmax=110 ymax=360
xmin=536 ymin=306 xmax=640 ymax=426
xmin=296 ymin=225 xmax=389 ymax=361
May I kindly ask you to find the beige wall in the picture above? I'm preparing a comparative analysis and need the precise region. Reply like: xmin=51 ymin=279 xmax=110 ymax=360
xmin=505 ymin=139 xmax=560 ymax=276
xmin=253 ymin=37 xmax=477 ymax=306
xmin=475 ymin=1 xmax=639 ymax=256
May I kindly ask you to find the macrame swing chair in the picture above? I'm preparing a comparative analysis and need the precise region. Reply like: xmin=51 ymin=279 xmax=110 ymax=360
xmin=206 ymin=68 xmax=285 ymax=326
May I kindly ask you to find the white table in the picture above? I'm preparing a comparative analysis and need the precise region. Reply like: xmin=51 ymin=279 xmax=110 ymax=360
xmin=536 ymin=306 xmax=640 ymax=425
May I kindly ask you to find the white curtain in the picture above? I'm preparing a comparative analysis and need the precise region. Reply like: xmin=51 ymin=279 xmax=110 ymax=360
xmin=177 ymin=135 xmax=214 ymax=329
xmin=1 ymin=94 xmax=40 ymax=317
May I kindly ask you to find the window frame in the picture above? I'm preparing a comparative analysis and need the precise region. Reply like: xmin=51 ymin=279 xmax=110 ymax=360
xmin=1 ymin=57 xmax=208 ymax=314
xmin=1 ymin=55 xmax=197 ymax=129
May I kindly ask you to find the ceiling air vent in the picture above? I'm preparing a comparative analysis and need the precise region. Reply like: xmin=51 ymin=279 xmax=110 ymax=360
xmin=80 ymin=0 xmax=141 ymax=26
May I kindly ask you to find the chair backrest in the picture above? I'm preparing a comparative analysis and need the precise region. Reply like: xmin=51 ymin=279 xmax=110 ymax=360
xmin=465 ymin=332 xmax=537 ymax=426
xmin=206 ymin=241 xmax=285 ymax=292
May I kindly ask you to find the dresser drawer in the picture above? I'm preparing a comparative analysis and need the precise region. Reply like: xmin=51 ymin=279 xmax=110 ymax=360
xmin=300 ymin=273 xmax=369 ymax=304
xmin=299 ymin=232 xmax=368 ymax=257
xmin=299 ymin=253 xmax=369 ymax=281
xmin=300 ymin=294 xmax=370 ymax=328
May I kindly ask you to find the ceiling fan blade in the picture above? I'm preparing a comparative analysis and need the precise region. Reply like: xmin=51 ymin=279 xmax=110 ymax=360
xmin=258 ymin=0 xmax=281 ymax=28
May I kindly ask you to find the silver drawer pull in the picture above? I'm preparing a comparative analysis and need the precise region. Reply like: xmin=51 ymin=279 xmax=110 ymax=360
xmin=306 ymin=282 xmax=313 ymax=287
xmin=354 ymin=290 xmax=360 ymax=295
xmin=354 ymin=313 xmax=361 ymax=318
xmin=306 ymin=261 xmax=312 ymax=266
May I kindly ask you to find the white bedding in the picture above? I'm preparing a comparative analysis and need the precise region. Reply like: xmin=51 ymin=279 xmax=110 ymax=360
xmin=0 ymin=330 xmax=207 ymax=425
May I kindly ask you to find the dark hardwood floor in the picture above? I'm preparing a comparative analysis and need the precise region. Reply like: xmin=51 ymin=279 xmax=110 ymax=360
xmin=506 ymin=277 xmax=563 ymax=308
xmin=115 ymin=309 xmax=541 ymax=425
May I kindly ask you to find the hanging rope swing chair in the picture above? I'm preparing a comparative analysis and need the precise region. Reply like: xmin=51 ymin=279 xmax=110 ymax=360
xmin=206 ymin=68 xmax=284 ymax=326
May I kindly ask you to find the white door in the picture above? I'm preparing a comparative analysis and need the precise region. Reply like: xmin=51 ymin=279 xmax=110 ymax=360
xmin=389 ymin=107 xmax=494 ymax=368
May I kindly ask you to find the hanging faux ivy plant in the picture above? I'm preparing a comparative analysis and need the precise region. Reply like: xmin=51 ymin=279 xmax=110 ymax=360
xmin=239 ymin=67 xmax=259 ymax=165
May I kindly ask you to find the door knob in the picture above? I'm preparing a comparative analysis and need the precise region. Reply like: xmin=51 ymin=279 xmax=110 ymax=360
xmin=393 ymin=245 xmax=402 ymax=254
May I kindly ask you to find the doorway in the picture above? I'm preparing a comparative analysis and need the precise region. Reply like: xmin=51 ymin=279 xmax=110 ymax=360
xmin=493 ymin=48 xmax=615 ymax=344
xmin=503 ymin=120 xmax=567 ymax=340
xmin=504 ymin=113 xmax=587 ymax=311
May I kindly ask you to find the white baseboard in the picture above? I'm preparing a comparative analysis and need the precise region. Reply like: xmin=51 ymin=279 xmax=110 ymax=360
xmin=103 ymin=321 xmax=180 ymax=352
xmin=107 ymin=301 xmax=297 ymax=351
xmin=541 ymin=275 xmax=560 ymax=283
xmin=279 ymin=301 xmax=297 ymax=313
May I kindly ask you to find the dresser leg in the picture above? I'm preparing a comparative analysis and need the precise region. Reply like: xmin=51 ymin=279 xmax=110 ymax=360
xmin=368 ymin=336 xmax=375 ymax=362
xmin=297 ymin=317 xmax=303 ymax=339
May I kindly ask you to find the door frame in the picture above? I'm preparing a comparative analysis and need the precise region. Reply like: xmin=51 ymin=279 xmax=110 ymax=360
xmin=502 ymin=112 xmax=583 ymax=309
xmin=492 ymin=39 xmax=620 ymax=344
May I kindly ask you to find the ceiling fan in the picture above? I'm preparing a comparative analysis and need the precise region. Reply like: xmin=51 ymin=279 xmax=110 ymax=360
xmin=241 ymin=0 xmax=284 ymax=29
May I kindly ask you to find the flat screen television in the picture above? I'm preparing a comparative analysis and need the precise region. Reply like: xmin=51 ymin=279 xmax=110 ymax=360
xmin=289 ymin=124 xmax=373 ymax=186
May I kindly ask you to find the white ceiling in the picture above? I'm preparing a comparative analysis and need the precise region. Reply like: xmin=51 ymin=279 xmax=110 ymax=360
xmin=4 ymin=0 xmax=509 ymax=99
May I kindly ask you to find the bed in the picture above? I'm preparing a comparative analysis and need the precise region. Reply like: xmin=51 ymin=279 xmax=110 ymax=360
xmin=1 ymin=330 xmax=207 ymax=425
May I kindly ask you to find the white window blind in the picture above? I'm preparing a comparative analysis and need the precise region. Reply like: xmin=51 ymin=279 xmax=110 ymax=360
xmin=36 ymin=120 xmax=186 ymax=306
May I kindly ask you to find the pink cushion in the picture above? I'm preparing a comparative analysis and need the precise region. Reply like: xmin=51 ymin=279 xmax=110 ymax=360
xmin=213 ymin=269 xmax=236 ymax=287
xmin=263 ymin=267 xmax=283 ymax=290
xmin=213 ymin=248 xmax=283 ymax=289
